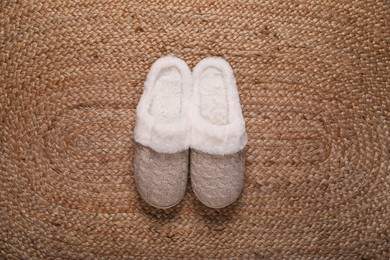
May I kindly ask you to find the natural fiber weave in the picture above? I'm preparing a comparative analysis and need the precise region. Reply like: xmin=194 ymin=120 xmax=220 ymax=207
xmin=1 ymin=0 xmax=389 ymax=258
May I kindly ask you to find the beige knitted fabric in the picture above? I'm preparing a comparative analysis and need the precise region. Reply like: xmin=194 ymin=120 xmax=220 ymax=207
xmin=191 ymin=149 xmax=245 ymax=208
xmin=1 ymin=0 xmax=389 ymax=258
xmin=134 ymin=142 xmax=188 ymax=209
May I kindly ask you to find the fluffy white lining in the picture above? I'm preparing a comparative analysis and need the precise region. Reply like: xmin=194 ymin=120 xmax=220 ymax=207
xmin=191 ymin=57 xmax=247 ymax=155
xmin=134 ymin=56 xmax=192 ymax=154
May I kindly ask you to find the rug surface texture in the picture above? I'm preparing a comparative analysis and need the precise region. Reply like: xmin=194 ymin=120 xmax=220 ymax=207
xmin=1 ymin=0 xmax=389 ymax=258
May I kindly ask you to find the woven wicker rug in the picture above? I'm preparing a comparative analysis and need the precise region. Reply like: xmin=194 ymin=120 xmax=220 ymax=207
xmin=1 ymin=0 xmax=389 ymax=258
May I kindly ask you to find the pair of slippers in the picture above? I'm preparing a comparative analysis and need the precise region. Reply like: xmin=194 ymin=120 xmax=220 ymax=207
xmin=134 ymin=56 xmax=247 ymax=209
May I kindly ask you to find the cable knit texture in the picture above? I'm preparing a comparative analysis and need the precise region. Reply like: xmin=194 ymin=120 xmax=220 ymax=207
xmin=190 ymin=149 xmax=245 ymax=208
xmin=190 ymin=57 xmax=246 ymax=208
xmin=134 ymin=142 xmax=188 ymax=209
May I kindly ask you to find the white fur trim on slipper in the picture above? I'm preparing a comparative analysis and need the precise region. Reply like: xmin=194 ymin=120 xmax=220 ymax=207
xmin=134 ymin=56 xmax=192 ymax=154
xmin=191 ymin=57 xmax=247 ymax=155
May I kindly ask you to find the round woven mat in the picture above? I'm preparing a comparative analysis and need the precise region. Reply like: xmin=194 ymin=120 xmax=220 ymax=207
xmin=1 ymin=0 xmax=389 ymax=258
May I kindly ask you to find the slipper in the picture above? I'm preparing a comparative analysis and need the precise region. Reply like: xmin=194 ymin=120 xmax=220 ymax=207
xmin=133 ymin=56 xmax=192 ymax=209
xmin=190 ymin=57 xmax=247 ymax=208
